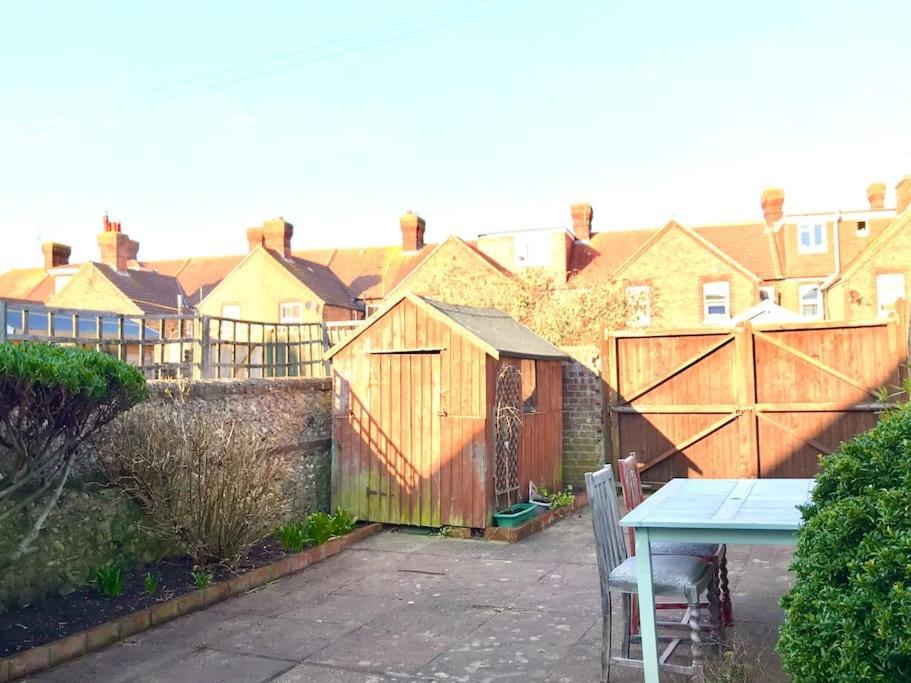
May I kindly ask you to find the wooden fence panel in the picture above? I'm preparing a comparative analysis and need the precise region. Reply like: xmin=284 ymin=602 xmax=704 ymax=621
xmin=603 ymin=313 xmax=908 ymax=482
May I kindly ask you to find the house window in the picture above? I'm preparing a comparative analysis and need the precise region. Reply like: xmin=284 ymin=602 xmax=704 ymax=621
xmin=625 ymin=285 xmax=651 ymax=327
xmin=798 ymin=223 xmax=827 ymax=254
xmin=221 ymin=304 xmax=240 ymax=319
xmin=759 ymin=286 xmax=776 ymax=303
xmin=514 ymin=232 xmax=552 ymax=268
xmin=799 ymin=284 xmax=823 ymax=319
xmin=703 ymin=281 xmax=730 ymax=320
xmin=876 ymin=273 xmax=906 ymax=318
xmin=365 ymin=303 xmax=381 ymax=317
xmin=279 ymin=302 xmax=304 ymax=323
xmin=856 ymin=221 xmax=869 ymax=237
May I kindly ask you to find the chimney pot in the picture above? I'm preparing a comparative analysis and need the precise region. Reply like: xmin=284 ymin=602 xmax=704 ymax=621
xmin=260 ymin=218 xmax=294 ymax=258
xmin=897 ymin=176 xmax=911 ymax=214
xmin=97 ymin=216 xmax=132 ymax=271
xmin=41 ymin=242 xmax=71 ymax=270
xmin=761 ymin=187 xmax=785 ymax=227
xmin=400 ymin=211 xmax=426 ymax=252
xmin=570 ymin=203 xmax=593 ymax=241
xmin=867 ymin=182 xmax=886 ymax=210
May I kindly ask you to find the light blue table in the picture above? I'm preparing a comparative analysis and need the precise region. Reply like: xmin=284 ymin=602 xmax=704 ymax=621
xmin=619 ymin=478 xmax=815 ymax=682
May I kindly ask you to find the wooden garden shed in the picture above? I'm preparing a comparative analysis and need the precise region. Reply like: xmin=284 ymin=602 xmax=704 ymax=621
xmin=327 ymin=292 xmax=567 ymax=529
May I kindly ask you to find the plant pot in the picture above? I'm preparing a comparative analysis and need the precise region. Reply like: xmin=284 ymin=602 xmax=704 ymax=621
xmin=493 ymin=503 xmax=538 ymax=528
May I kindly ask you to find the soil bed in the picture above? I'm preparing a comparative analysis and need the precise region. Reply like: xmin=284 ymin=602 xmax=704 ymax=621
xmin=0 ymin=538 xmax=294 ymax=658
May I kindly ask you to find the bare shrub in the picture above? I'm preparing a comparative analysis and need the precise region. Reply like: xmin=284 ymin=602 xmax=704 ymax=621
xmin=97 ymin=385 xmax=289 ymax=568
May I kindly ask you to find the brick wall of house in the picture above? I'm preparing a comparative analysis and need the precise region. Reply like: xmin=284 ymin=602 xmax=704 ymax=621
xmin=620 ymin=225 xmax=758 ymax=328
xmin=829 ymin=223 xmax=911 ymax=320
xmin=561 ymin=345 xmax=604 ymax=487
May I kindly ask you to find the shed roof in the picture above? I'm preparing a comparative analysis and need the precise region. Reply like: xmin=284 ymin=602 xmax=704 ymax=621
xmin=326 ymin=292 xmax=568 ymax=361
xmin=421 ymin=297 xmax=567 ymax=360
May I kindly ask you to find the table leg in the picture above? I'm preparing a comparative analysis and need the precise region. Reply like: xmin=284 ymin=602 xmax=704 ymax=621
xmin=635 ymin=527 xmax=660 ymax=682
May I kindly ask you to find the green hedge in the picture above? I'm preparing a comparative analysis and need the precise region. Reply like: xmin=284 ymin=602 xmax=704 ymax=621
xmin=778 ymin=404 xmax=911 ymax=682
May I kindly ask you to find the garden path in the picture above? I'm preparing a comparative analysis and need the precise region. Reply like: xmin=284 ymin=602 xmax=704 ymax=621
xmin=31 ymin=510 xmax=792 ymax=682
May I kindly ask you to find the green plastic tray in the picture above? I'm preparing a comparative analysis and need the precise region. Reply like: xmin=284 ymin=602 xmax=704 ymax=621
xmin=493 ymin=502 xmax=538 ymax=528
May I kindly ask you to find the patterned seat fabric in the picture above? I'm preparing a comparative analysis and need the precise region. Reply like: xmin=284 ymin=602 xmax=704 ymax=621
xmin=650 ymin=542 xmax=720 ymax=557
xmin=608 ymin=555 xmax=710 ymax=595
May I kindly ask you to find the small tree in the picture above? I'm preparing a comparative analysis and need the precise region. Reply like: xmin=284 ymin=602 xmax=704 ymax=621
xmin=0 ymin=343 xmax=147 ymax=565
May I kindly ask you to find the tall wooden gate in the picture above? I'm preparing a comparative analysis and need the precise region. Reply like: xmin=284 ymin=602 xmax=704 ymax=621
xmin=602 ymin=317 xmax=908 ymax=482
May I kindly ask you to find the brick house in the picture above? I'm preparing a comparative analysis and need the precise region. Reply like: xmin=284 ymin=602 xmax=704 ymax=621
xmin=1 ymin=175 xmax=909 ymax=328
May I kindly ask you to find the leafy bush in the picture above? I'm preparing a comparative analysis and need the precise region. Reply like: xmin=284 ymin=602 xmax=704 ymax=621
xmin=306 ymin=512 xmax=335 ymax=546
xmin=778 ymin=404 xmax=911 ymax=681
xmin=91 ymin=560 xmax=125 ymax=597
xmin=0 ymin=343 xmax=146 ymax=566
xmin=330 ymin=508 xmax=357 ymax=537
xmin=98 ymin=384 xmax=289 ymax=568
xmin=276 ymin=521 xmax=309 ymax=552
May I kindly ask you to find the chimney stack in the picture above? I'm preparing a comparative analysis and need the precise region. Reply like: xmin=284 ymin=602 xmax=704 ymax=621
xmin=41 ymin=242 xmax=71 ymax=270
xmin=97 ymin=214 xmax=135 ymax=272
xmin=897 ymin=176 xmax=911 ymax=214
xmin=867 ymin=182 xmax=886 ymax=210
xmin=761 ymin=187 xmax=785 ymax=227
xmin=570 ymin=203 xmax=593 ymax=241
xmin=246 ymin=226 xmax=264 ymax=252
xmin=260 ymin=218 xmax=294 ymax=258
xmin=400 ymin=211 xmax=425 ymax=252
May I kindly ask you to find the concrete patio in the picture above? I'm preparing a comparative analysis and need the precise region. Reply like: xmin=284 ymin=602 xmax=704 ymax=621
xmin=30 ymin=510 xmax=793 ymax=682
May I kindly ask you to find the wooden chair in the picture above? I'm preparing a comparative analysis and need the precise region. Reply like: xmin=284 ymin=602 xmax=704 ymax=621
xmin=619 ymin=454 xmax=733 ymax=628
xmin=585 ymin=465 xmax=722 ymax=682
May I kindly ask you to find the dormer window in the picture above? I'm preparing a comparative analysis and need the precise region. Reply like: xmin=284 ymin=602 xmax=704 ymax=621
xmin=798 ymin=223 xmax=827 ymax=254
xmin=514 ymin=232 xmax=552 ymax=268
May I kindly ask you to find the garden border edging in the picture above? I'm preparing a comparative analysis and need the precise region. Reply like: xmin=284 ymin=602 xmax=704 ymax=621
xmin=0 ymin=523 xmax=382 ymax=682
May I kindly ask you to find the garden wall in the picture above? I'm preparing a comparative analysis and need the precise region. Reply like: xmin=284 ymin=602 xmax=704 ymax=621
xmin=561 ymin=345 xmax=605 ymax=487
xmin=0 ymin=377 xmax=332 ymax=610
xmin=147 ymin=377 xmax=333 ymax=519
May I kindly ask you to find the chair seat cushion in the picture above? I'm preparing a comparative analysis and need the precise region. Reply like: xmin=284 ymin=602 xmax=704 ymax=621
xmin=650 ymin=541 xmax=720 ymax=557
xmin=608 ymin=555 xmax=710 ymax=596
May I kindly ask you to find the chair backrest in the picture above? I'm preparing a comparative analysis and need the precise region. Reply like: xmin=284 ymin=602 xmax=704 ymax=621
xmin=618 ymin=453 xmax=644 ymax=553
xmin=585 ymin=465 xmax=629 ymax=582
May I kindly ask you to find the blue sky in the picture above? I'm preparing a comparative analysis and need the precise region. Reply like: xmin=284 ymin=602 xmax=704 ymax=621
xmin=1 ymin=0 xmax=909 ymax=272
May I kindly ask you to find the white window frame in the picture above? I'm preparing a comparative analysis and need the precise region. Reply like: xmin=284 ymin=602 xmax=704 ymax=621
xmin=797 ymin=223 xmax=827 ymax=254
xmin=625 ymin=285 xmax=651 ymax=327
xmin=759 ymin=285 xmax=776 ymax=303
xmin=876 ymin=273 xmax=906 ymax=319
xmin=221 ymin=304 xmax=240 ymax=319
xmin=279 ymin=301 xmax=304 ymax=323
xmin=703 ymin=281 xmax=730 ymax=321
xmin=799 ymin=284 xmax=823 ymax=320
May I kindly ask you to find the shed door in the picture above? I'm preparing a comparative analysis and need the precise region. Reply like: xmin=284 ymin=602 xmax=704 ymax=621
xmin=367 ymin=352 xmax=441 ymax=526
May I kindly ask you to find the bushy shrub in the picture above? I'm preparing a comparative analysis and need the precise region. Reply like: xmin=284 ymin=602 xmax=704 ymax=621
xmin=0 ymin=343 xmax=146 ymax=566
xmin=778 ymin=404 xmax=911 ymax=681
xmin=97 ymin=385 xmax=289 ymax=568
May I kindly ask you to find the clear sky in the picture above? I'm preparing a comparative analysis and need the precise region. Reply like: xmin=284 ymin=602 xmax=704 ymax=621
xmin=1 ymin=0 xmax=909 ymax=272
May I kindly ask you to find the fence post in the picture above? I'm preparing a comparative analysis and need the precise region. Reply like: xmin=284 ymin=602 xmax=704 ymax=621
xmin=194 ymin=316 xmax=211 ymax=379
xmin=0 ymin=301 xmax=7 ymax=344
xmin=321 ymin=323 xmax=331 ymax=377
xmin=601 ymin=329 xmax=620 ymax=476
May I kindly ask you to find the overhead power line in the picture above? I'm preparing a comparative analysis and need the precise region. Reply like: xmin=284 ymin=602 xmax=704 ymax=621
xmin=4 ymin=0 xmax=536 ymax=140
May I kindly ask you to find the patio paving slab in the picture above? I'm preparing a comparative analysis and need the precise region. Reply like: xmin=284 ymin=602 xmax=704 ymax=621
xmin=28 ymin=509 xmax=792 ymax=682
